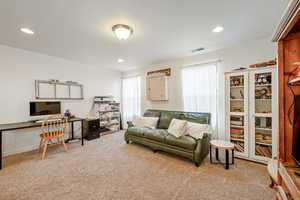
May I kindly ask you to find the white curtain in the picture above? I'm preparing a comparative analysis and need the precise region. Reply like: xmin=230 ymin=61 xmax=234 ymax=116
xmin=122 ymin=76 xmax=141 ymax=128
xmin=182 ymin=62 xmax=218 ymax=136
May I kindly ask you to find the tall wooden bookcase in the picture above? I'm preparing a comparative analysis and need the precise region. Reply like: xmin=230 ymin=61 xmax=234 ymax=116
xmin=272 ymin=1 xmax=300 ymax=199
xmin=225 ymin=67 xmax=278 ymax=164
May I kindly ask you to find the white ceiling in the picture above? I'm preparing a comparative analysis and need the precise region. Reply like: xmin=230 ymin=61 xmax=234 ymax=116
xmin=0 ymin=0 xmax=288 ymax=71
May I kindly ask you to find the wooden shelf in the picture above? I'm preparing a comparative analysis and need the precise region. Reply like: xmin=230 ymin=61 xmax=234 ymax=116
xmin=230 ymin=86 xmax=244 ymax=88
xmin=230 ymin=112 xmax=245 ymax=115
xmin=255 ymin=99 xmax=272 ymax=100
xmin=94 ymin=101 xmax=113 ymax=103
xmin=98 ymin=110 xmax=119 ymax=113
xmin=254 ymin=113 xmax=272 ymax=117
xmin=230 ymin=125 xmax=244 ymax=128
xmin=255 ymin=127 xmax=272 ymax=131
xmin=255 ymin=84 xmax=272 ymax=87
xmin=230 ymin=138 xmax=244 ymax=142
xmin=255 ymin=142 xmax=272 ymax=146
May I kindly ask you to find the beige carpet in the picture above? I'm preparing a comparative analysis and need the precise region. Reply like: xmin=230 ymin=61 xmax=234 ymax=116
xmin=0 ymin=131 xmax=274 ymax=200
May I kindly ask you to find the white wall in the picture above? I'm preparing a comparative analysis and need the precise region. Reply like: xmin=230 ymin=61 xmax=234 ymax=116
xmin=123 ymin=37 xmax=276 ymax=139
xmin=0 ymin=45 xmax=121 ymax=156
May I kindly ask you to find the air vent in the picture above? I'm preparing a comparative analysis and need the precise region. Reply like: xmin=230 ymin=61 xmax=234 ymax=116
xmin=191 ymin=47 xmax=205 ymax=53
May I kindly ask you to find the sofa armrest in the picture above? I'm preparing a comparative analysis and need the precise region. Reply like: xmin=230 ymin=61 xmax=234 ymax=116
xmin=127 ymin=121 xmax=134 ymax=128
xmin=194 ymin=133 xmax=211 ymax=164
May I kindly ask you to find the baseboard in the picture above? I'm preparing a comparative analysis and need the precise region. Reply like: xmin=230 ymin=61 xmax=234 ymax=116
xmin=3 ymin=144 xmax=39 ymax=157
xmin=234 ymin=155 xmax=268 ymax=165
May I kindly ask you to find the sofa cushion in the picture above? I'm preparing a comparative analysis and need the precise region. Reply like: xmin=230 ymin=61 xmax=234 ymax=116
xmin=144 ymin=129 xmax=168 ymax=143
xmin=157 ymin=112 xmax=181 ymax=129
xmin=127 ymin=127 xmax=150 ymax=137
xmin=143 ymin=110 xmax=161 ymax=118
xmin=179 ymin=113 xmax=210 ymax=124
xmin=132 ymin=116 xmax=159 ymax=129
xmin=165 ymin=134 xmax=197 ymax=150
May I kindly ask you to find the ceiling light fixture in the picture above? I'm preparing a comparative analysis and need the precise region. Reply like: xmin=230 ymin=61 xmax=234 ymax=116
xmin=212 ymin=26 xmax=224 ymax=33
xmin=112 ymin=24 xmax=133 ymax=40
xmin=118 ymin=58 xmax=124 ymax=63
xmin=20 ymin=28 xmax=34 ymax=35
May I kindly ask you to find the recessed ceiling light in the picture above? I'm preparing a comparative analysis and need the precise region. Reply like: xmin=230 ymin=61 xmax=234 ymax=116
xmin=118 ymin=58 xmax=124 ymax=63
xmin=20 ymin=28 xmax=34 ymax=35
xmin=112 ymin=24 xmax=133 ymax=40
xmin=212 ymin=26 xmax=224 ymax=33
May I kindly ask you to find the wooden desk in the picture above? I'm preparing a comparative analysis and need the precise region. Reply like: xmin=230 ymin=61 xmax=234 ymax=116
xmin=0 ymin=117 xmax=84 ymax=170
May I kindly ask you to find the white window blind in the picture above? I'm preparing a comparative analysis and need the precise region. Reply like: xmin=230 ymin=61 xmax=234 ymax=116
xmin=122 ymin=76 xmax=141 ymax=127
xmin=182 ymin=62 xmax=218 ymax=135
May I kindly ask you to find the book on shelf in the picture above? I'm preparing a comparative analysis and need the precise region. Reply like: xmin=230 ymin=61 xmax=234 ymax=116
xmin=231 ymin=135 xmax=244 ymax=139
xmin=256 ymin=139 xmax=272 ymax=144
xmin=95 ymin=96 xmax=121 ymax=133
xmin=231 ymin=116 xmax=243 ymax=120
xmin=255 ymin=145 xmax=272 ymax=157
xmin=231 ymin=131 xmax=244 ymax=135
xmin=230 ymin=121 xmax=243 ymax=126
xmin=232 ymin=141 xmax=244 ymax=152
xmin=263 ymin=135 xmax=272 ymax=140
xmin=230 ymin=128 xmax=243 ymax=133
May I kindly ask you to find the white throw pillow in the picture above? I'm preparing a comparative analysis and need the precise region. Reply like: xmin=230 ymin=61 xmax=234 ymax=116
xmin=132 ymin=116 xmax=142 ymax=127
xmin=167 ymin=119 xmax=187 ymax=138
xmin=132 ymin=116 xmax=159 ymax=129
xmin=185 ymin=122 xmax=212 ymax=139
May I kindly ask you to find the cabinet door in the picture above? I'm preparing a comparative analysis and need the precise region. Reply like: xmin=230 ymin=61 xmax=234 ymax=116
xmin=226 ymin=72 xmax=249 ymax=158
xmin=149 ymin=76 xmax=161 ymax=100
xmin=249 ymin=68 xmax=276 ymax=162
xmin=147 ymin=76 xmax=168 ymax=101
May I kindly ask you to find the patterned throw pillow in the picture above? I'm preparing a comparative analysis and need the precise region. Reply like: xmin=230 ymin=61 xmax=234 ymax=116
xmin=132 ymin=116 xmax=159 ymax=129
xmin=167 ymin=119 xmax=187 ymax=138
xmin=185 ymin=122 xmax=212 ymax=139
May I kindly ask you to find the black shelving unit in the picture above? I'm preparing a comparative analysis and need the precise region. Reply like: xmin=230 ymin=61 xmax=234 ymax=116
xmin=94 ymin=96 xmax=121 ymax=135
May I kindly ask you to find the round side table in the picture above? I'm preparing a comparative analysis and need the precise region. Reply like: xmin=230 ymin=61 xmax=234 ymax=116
xmin=210 ymin=140 xmax=235 ymax=170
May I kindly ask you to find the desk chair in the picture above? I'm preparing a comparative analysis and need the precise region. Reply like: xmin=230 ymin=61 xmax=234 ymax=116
xmin=39 ymin=115 xmax=68 ymax=160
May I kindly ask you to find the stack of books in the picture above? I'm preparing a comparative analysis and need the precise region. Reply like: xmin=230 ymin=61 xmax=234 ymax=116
xmin=230 ymin=116 xmax=243 ymax=126
xmin=255 ymin=145 xmax=272 ymax=158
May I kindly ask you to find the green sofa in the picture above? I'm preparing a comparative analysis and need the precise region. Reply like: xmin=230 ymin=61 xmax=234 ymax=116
xmin=124 ymin=109 xmax=211 ymax=167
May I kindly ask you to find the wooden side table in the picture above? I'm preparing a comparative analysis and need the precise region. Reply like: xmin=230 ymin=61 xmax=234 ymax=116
xmin=210 ymin=140 xmax=235 ymax=170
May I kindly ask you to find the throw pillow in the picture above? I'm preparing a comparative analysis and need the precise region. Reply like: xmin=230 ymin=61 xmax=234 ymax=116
xmin=167 ymin=119 xmax=187 ymax=138
xmin=185 ymin=122 xmax=212 ymax=139
xmin=132 ymin=116 xmax=159 ymax=129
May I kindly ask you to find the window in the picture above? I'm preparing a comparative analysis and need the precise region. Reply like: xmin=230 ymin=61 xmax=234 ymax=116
xmin=122 ymin=76 xmax=141 ymax=127
xmin=182 ymin=62 xmax=218 ymax=134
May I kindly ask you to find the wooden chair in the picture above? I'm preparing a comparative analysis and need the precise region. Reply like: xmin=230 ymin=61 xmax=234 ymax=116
xmin=39 ymin=114 xmax=68 ymax=160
